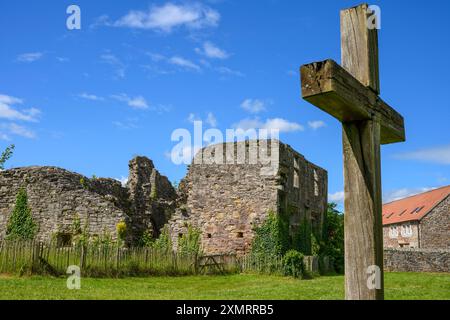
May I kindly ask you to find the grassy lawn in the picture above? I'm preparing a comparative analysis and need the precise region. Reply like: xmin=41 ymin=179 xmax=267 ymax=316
xmin=0 ymin=272 xmax=448 ymax=300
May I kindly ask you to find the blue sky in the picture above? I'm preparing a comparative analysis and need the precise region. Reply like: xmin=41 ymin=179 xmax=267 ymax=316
xmin=1 ymin=0 xmax=449 ymax=206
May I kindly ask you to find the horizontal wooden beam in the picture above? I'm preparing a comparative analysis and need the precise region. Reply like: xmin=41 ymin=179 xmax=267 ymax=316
xmin=300 ymin=59 xmax=405 ymax=145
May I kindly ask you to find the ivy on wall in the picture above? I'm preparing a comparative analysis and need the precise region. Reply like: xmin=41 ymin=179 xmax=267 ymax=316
xmin=251 ymin=210 xmax=290 ymax=258
xmin=6 ymin=188 xmax=37 ymax=241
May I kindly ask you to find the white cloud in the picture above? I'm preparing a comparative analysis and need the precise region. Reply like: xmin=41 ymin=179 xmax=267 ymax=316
xmin=187 ymin=112 xmax=217 ymax=127
xmin=56 ymin=57 xmax=70 ymax=63
xmin=0 ymin=94 xmax=41 ymax=122
xmin=394 ymin=145 xmax=450 ymax=165
xmin=206 ymin=112 xmax=217 ymax=127
xmin=329 ymin=191 xmax=345 ymax=203
xmin=187 ymin=113 xmax=199 ymax=123
xmin=115 ymin=176 xmax=129 ymax=187
xmin=240 ymin=99 xmax=269 ymax=114
xmin=308 ymin=120 xmax=326 ymax=130
xmin=114 ymin=3 xmax=220 ymax=33
xmin=78 ymin=93 xmax=104 ymax=101
xmin=0 ymin=123 xmax=36 ymax=139
xmin=100 ymin=53 xmax=126 ymax=79
xmin=215 ymin=66 xmax=244 ymax=77
xmin=111 ymin=94 xmax=149 ymax=109
xmin=112 ymin=118 xmax=139 ymax=130
xmin=195 ymin=42 xmax=229 ymax=59
xmin=169 ymin=56 xmax=201 ymax=71
xmin=90 ymin=15 xmax=112 ymax=29
xmin=383 ymin=187 xmax=438 ymax=203
xmin=6 ymin=123 xmax=35 ymax=138
xmin=17 ymin=52 xmax=44 ymax=63
xmin=0 ymin=94 xmax=23 ymax=105
xmin=147 ymin=52 xmax=166 ymax=62
xmin=233 ymin=118 xmax=304 ymax=133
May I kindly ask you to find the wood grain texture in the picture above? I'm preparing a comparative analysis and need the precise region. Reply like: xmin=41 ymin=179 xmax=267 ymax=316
xmin=342 ymin=119 xmax=384 ymax=300
xmin=299 ymin=3 xmax=406 ymax=300
xmin=300 ymin=59 xmax=405 ymax=145
xmin=341 ymin=3 xmax=380 ymax=94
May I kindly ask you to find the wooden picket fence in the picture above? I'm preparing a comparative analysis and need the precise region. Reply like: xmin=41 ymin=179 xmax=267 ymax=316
xmin=0 ymin=241 xmax=289 ymax=277
xmin=238 ymin=254 xmax=284 ymax=275
xmin=0 ymin=241 xmax=199 ymax=277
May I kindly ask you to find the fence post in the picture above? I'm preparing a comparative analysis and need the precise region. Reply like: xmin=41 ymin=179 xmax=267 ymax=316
xmin=80 ymin=245 xmax=85 ymax=270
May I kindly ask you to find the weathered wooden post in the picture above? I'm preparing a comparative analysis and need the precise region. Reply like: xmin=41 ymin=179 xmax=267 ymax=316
xmin=300 ymin=3 xmax=406 ymax=300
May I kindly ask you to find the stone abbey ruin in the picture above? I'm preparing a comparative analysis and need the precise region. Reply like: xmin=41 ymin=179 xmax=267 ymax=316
xmin=0 ymin=140 xmax=327 ymax=255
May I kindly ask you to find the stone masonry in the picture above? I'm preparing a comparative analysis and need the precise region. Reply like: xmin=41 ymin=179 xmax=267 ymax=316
xmin=384 ymin=248 xmax=450 ymax=273
xmin=383 ymin=191 xmax=450 ymax=250
xmin=0 ymin=140 xmax=327 ymax=256
xmin=168 ymin=140 xmax=328 ymax=256
xmin=0 ymin=157 xmax=176 ymax=245
xmin=420 ymin=195 xmax=450 ymax=249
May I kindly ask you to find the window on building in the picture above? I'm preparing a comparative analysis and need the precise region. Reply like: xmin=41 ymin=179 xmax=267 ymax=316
xmin=57 ymin=233 xmax=72 ymax=247
xmin=389 ymin=226 xmax=398 ymax=238
xmin=237 ymin=232 xmax=244 ymax=238
xmin=410 ymin=206 xmax=425 ymax=214
xmin=314 ymin=181 xmax=319 ymax=196
xmin=293 ymin=171 xmax=300 ymax=189
xmin=207 ymin=233 xmax=212 ymax=239
xmin=401 ymin=224 xmax=413 ymax=237
xmin=313 ymin=169 xmax=319 ymax=196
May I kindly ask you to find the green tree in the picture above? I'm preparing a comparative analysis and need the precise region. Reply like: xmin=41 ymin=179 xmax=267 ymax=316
xmin=0 ymin=144 xmax=15 ymax=170
xmin=321 ymin=203 xmax=345 ymax=273
xmin=293 ymin=217 xmax=313 ymax=255
xmin=178 ymin=225 xmax=202 ymax=256
xmin=153 ymin=226 xmax=172 ymax=253
xmin=6 ymin=188 xmax=37 ymax=240
xmin=251 ymin=210 xmax=289 ymax=258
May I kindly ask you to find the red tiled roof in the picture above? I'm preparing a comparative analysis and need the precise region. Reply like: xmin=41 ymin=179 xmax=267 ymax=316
xmin=382 ymin=185 xmax=450 ymax=225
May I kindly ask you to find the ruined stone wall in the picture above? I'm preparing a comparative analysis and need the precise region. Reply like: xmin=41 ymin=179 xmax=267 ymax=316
xmin=0 ymin=156 xmax=177 ymax=245
xmin=169 ymin=140 xmax=328 ymax=256
xmin=127 ymin=157 xmax=176 ymax=242
xmin=0 ymin=167 xmax=128 ymax=242
xmin=419 ymin=195 xmax=450 ymax=249
xmin=169 ymin=141 xmax=280 ymax=256
xmin=278 ymin=143 xmax=327 ymax=240
xmin=384 ymin=248 xmax=450 ymax=272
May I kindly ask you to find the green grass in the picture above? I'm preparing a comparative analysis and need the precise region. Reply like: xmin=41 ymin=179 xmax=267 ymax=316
xmin=0 ymin=272 xmax=448 ymax=300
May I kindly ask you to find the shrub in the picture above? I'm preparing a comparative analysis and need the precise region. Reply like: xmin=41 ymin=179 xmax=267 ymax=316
xmin=178 ymin=225 xmax=202 ymax=256
xmin=72 ymin=214 xmax=82 ymax=235
xmin=6 ymin=188 xmax=37 ymax=240
xmin=293 ymin=217 xmax=313 ymax=255
xmin=79 ymin=177 xmax=88 ymax=189
xmin=0 ymin=144 xmax=15 ymax=170
xmin=153 ymin=225 xmax=172 ymax=253
xmin=282 ymin=250 xmax=304 ymax=278
xmin=139 ymin=229 xmax=154 ymax=247
xmin=116 ymin=221 xmax=127 ymax=241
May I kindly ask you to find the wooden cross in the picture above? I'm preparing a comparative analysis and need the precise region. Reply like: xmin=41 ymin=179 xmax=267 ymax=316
xmin=300 ymin=4 xmax=405 ymax=300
